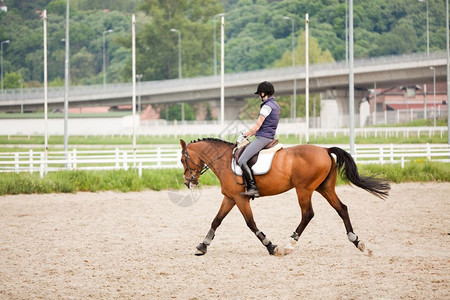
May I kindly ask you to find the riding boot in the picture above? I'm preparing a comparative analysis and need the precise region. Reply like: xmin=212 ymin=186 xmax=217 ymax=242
xmin=240 ymin=163 xmax=260 ymax=198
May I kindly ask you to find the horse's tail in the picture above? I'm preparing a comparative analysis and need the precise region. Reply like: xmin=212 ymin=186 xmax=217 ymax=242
xmin=328 ymin=147 xmax=390 ymax=199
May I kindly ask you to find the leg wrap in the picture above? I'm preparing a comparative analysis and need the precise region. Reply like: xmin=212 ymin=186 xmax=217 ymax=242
xmin=291 ymin=231 xmax=300 ymax=241
xmin=255 ymin=231 xmax=270 ymax=246
xmin=256 ymin=231 xmax=277 ymax=255
xmin=347 ymin=231 xmax=359 ymax=247
xmin=203 ymin=228 xmax=215 ymax=246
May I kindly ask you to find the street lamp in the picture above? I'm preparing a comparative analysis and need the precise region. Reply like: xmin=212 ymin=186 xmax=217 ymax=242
xmin=170 ymin=28 xmax=184 ymax=122
xmin=1 ymin=39 xmax=10 ymax=93
xmin=102 ymin=29 xmax=114 ymax=89
xmin=170 ymin=29 xmax=182 ymax=79
xmin=136 ymin=74 xmax=143 ymax=114
xmin=213 ymin=13 xmax=224 ymax=76
xmin=430 ymin=67 xmax=436 ymax=126
xmin=418 ymin=0 xmax=429 ymax=56
xmin=283 ymin=16 xmax=296 ymax=120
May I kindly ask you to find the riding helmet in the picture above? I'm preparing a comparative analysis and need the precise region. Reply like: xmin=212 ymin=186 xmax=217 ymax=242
xmin=254 ymin=81 xmax=275 ymax=95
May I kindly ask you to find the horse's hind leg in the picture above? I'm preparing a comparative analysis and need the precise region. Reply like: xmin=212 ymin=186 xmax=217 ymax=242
xmin=195 ymin=196 xmax=235 ymax=256
xmin=291 ymin=188 xmax=315 ymax=242
xmin=316 ymin=185 xmax=365 ymax=252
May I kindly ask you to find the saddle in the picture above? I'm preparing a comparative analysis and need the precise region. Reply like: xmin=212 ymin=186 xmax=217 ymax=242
xmin=232 ymin=139 xmax=283 ymax=176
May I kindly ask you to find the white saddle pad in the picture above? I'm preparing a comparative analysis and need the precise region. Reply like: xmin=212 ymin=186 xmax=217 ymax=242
xmin=232 ymin=144 xmax=283 ymax=176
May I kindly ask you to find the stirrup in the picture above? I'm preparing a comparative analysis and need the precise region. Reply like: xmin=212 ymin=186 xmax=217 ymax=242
xmin=241 ymin=188 xmax=260 ymax=198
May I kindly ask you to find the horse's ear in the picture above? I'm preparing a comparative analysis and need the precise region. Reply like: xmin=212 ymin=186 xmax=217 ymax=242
xmin=180 ymin=139 xmax=187 ymax=150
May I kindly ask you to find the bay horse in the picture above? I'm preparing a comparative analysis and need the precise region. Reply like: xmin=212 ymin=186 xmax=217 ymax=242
xmin=180 ymin=138 xmax=390 ymax=256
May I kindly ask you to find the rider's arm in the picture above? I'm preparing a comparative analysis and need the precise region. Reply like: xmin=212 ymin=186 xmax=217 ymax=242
xmin=245 ymin=114 xmax=266 ymax=137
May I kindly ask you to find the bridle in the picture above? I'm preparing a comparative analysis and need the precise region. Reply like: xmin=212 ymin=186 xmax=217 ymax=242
xmin=182 ymin=144 xmax=235 ymax=187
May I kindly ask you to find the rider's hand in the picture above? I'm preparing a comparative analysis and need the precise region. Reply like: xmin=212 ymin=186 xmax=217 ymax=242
xmin=236 ymin=134 xmax=246 ymax=144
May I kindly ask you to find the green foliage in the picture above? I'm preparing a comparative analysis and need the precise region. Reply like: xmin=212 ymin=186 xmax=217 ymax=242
xmin=0 ymin=0 xmax=448 ymax=88
xmin=0 ymin=162 xmax=447 ymax=195
xmin=0 ymin=168 xmax=219 ymax=195
xmin=157 ymin=103 xmax=197 ymax=121
xmin=3 ymin=72 xmax=23 ymax=89
xmin=350 ymin=161 xmax=450 ymax=184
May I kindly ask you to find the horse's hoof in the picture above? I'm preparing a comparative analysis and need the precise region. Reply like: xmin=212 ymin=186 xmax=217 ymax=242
xmin=195 ymin=243 xmax=207 ymax=256
xmin=195 ymin=249 xmax=206 ymax=256
xmin=267 ymin=243 xmax=277 ymax=255
xmin=357 ymin=241 xmax=365 ymax=252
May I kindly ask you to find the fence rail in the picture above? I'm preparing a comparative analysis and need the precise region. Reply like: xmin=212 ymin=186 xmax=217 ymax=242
xmin=3 ymin=125 xmax=448 ymax=140
xmin=1 ymin=144 xmax=449 ymax=178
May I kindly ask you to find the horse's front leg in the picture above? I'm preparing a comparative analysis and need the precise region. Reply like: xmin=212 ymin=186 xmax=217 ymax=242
xmin=195 ymin=196 xmax=235 ymax=256
xmin=235 ymin=198 xmax=278 ymax=255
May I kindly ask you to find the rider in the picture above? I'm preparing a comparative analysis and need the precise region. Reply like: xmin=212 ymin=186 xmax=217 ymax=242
xmin=237 ymin=81 xmax=280 ymax=198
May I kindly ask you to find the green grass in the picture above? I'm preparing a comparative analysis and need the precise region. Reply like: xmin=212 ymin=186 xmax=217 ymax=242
xmin=0 ymin=162 xmax=447 ymax=196
xmin=373 ymin=119 xmax=447 ymax=128
xmin=0 ymin=129 xmax=447 ymax=150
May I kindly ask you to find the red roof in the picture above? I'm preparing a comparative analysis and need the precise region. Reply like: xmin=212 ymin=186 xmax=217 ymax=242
xmin=387 ymin=103 xmax=447 ymax=110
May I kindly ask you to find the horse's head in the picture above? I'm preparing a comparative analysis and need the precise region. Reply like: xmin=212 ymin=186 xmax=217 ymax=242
xmin=180 ymin=139 xmax=204 ymax=189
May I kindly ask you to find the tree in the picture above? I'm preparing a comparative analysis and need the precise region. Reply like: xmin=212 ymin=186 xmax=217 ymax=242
xmin=3 ymin=72 xmax=23 ymax=89
xmin=158 ymin=103 xmax=196 ymax=121
xmin=271 ymin=31 xmax=334 ymax=119
xmin=131 ymin=0 xmax=223 ymax=81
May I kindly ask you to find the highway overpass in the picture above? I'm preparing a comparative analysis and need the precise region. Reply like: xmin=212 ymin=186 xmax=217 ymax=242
xmin=0 ymin=51 xmax=447 ymax=114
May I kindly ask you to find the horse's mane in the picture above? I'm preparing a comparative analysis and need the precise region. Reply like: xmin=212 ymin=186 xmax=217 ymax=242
xmin=189 ymin=137 xmax=234 ymax=147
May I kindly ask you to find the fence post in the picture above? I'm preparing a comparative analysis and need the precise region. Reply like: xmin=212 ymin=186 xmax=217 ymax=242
xmin=29 ymin=149 xmax=34 ymax=174
xmin=138 ymin=162 xmax=142 ymax=178
xmin=123 ymin=151 xmax=128 ymax=171
xmin=176 ymin=149 xmax=183 ymax=168
xmin=67 ymin=152 xmax=72 ymax=170
xmin=40 ymin=152 xmax=45 ymax=178
xmin=72 ymin=149 xmax=77 ymax=169
xmin=390 ymin=144 xmax=394 ymax=162
xmin=401 ymin=156 xmax=405 ymax=169
xmin=426 ymin=143 xmax=431 ymax=161
xmin=14 ymin=153 xmax=19 ymax=173
xmin=379 ymin=146 xmax=383 ymax=164
xmin=115 ymin=148 xmax=120 ymax=170
xmin=157 ymin=147 xmax=161 ymax=167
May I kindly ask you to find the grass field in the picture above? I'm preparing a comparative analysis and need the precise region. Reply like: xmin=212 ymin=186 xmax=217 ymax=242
xmin=0 ymin=161 xmax=448 ymax=196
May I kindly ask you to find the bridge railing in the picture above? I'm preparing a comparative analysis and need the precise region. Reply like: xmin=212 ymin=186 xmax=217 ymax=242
xmin=1 ymin=51 xmax=446 ymax=102
xmin=1 ymin=144 xmax=448 ymax=178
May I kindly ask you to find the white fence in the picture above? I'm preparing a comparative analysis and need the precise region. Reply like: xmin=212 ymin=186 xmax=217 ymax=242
xmin=1 ymin=144 xmax=449 ymax=178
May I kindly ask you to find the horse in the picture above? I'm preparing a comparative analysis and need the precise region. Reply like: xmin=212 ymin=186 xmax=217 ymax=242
xmin=179 ymin=138 xmax=390 ymax=256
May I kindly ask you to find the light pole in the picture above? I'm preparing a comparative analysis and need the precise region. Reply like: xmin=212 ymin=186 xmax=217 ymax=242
xmin=170 ymin=29 xmax=182 ymax=79
xmin=283 ymin=16 xmax=296 ymax=120
xmin=170 ymin=28 xmax=184 ymax=122
xmin=102 ymin=29 xmax=113 ymax=89
xmin=1 ymin=39 xmax=10 ymax=93
xmin=63 ymin=0 xmax=70 ymax=153
xmin=19 ymin=79 xmax=23 ymax=114
xmin=349 ymin=0 xmax=355 ymax=156
xmin=419 ymin=0 xmax=429 ymax=56
xmin=136 ymin=74 xmax=143 ymax=114
xmin=447 ymin=0 xmax=450 ymax=146
xmin=430 ymin=67 xmax=436 ymax=127
xmin=213 ymin=13 xmax=224 ymax=76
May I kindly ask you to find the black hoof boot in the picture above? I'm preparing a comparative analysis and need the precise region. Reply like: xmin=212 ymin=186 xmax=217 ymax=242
xmin=195 ymin=243 xmax=207 ymax=256
xmin=266 ymin=242 xmax=277 ymax=255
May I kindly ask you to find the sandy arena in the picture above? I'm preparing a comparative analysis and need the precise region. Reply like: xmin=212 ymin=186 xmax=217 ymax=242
xmin=0 ymin=182 xmax=449 ymax=299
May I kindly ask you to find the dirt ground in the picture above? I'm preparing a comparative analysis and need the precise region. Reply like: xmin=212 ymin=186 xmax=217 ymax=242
xmin=0 ymin=182 xmax=449 ymax=299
